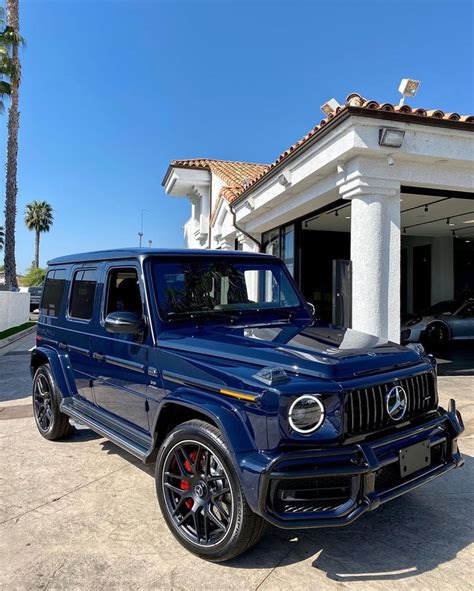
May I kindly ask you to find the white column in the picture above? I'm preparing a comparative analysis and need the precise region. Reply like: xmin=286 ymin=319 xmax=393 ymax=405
xmin=340 ymin=178 xmax=401 ymax=343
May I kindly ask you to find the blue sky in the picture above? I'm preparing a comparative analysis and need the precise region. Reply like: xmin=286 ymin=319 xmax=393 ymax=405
xmin=1 ymin=0 xmax=473 ymax=273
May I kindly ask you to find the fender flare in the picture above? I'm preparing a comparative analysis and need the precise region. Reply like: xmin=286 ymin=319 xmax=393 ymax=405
xmin=30 ymin=346 xmax=74 ymax=399
xmin=149 ymin=388 xmax=258 ymax=457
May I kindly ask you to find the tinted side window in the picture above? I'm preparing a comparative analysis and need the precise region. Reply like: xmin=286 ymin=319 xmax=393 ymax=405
xmin=69 ymin=269 xmax=98 ymax=320
xmin=105 ymin=268 xmax=142 ymax=317
xmin=41 ymin=268 xmax=67 ymax=317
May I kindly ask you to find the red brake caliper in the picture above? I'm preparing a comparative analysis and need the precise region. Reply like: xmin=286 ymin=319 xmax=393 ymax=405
xmin=180 ymin=449 xmax=197 ymax=509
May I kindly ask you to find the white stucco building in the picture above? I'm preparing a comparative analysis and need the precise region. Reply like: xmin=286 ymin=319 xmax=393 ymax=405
xmin=163 ymin=92 xmax=474 ymax=342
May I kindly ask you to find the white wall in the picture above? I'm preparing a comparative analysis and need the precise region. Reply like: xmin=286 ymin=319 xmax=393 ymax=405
xmin=0 ymin=292 xmax=30 ymax=333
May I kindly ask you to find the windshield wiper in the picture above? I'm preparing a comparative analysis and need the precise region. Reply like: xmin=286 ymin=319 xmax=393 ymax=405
xmin=165 ymin=310 xmax=239 ymax=324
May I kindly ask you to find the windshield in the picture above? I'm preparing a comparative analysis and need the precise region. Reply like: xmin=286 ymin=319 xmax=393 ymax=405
xmin=423 ymin=300 xmax=461 ymax=316
xmin=150 ymin=256 xmax=305 ymax=321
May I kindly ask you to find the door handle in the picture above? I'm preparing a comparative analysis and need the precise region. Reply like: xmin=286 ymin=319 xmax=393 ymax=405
xmin=58 ymin=342 xmax=68 ymax=351
xmin=92 ymin=352 xmax=105 ymax=362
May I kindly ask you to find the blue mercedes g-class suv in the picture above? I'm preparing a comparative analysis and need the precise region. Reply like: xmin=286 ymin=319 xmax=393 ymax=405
xmin=31 ymin=248 xmax=464 ymax=561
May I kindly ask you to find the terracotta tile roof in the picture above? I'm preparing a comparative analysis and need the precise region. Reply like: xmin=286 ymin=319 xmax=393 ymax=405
xmin=170 ymin=158 xmax=269 ymax=201
xmin=169 ymin=94 xmax=473 ymax=205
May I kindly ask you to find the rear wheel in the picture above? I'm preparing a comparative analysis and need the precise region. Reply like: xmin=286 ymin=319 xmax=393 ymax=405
xmin=32 ymin=365 xmax=74 ymax=440
xmin=155 ymin=419 xmax=265 ymax=562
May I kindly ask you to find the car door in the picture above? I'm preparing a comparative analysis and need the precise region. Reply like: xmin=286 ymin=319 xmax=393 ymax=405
xmin=63 ymin=266 xmax=100 ymax=405
xmin=89 ymin=263 xmax=150 ymax=431
xmin=451 ymin=302 xmax=474 ymax=339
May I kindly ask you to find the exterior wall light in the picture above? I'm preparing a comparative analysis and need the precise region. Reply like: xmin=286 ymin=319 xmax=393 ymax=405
xmin=379 ymin=128 xmax=405 ymax=148
xmin=320 ymin=98 xmax=341 ymax=116
xmin=277 ymin=173 xmax=291 ymax=187
xmin=398 ymin=78 xmax=421 ymax=106
xmin=244 ymin=197 xmax=255 ymax=211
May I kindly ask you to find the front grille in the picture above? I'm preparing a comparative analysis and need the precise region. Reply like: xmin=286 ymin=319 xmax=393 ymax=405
xmin=270 ymin=476 xmax=352 ymax=514
xmin=344 ymin=372 xmax=437 ymax=437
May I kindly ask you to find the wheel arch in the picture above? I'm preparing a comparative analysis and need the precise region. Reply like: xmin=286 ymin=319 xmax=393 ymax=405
xmin=147 ymin=393 xmax=257 ymax=463
xmin=30 ymin=346 xmax=72 ymax=399
xmin=425 ymin=319 xmax=452 ymax=340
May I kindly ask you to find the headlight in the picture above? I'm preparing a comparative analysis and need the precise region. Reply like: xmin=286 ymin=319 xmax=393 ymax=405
xmin=288 ymin=395 xmax=325 ymax=434
xmin=406 ymin=316 xmax=422 ymax=327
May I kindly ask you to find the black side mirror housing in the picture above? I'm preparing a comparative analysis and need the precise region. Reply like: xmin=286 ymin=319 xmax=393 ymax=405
xmin=105 ymin=311 xmax=144 ymax=334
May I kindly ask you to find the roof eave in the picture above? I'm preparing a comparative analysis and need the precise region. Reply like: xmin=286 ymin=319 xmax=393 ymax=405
xmin=232 ymin=107 xmax=474 ymax=205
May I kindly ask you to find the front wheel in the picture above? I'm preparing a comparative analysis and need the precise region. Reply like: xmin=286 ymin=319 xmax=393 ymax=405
xmin=424 ymin=322 xmax=449 ymax=351
xmin=155 ymin=420 xmax=265 ymax=562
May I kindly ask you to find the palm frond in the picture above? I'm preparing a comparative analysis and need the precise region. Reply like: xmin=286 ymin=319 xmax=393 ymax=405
xmin=24 ymin=201 xmax=54 ymax=233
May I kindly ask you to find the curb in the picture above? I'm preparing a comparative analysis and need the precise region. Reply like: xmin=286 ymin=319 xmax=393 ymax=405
xmin=0 ymin=325 xmax=37 ymax=352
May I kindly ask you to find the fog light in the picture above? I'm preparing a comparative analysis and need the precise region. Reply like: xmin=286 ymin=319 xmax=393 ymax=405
xmin=289 ymin=395 xmax=325 ymax=434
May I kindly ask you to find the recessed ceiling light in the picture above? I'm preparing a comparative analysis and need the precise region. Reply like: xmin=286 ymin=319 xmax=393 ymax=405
xmin=466 ymin=240 xmax=471 ymax=243
xmin=345 ymin=216 xmax=350 ymax=219
xmin=450 ymin=223 xmax=455 ymax=226
xmin=463 ymin=219 xmax=474 ymax=224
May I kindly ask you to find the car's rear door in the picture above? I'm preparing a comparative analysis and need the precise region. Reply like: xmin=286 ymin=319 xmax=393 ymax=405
xmin=63 ymin=266 xmax=100 ymax=405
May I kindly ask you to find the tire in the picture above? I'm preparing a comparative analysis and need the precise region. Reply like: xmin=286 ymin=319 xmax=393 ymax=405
xmin=155 ymin=419 xmax=265 ymax=562
xmin=32 ymin=364 xmax=75 ymax=440
xmin=424 ymin=322 xmax=449 ymax=351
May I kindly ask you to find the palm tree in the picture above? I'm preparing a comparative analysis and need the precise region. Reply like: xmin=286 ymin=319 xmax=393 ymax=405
xmin=0 ymin=8 xmax=13 ymax=111
xmin=24 ymin=201 xmax=53 ymax=268
xmin=3 ymin=0 xmax=22 ymax=289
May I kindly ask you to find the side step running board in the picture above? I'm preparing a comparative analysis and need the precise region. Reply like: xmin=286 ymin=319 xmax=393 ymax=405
xmin=61 ymin=402 xmax=149 ymax=462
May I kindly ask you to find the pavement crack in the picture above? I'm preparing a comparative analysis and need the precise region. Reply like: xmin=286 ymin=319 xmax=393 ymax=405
xmin=1 ymin=463 xmax=139 ymax=525
xmin=255 ymin=542 xmax=299 ymax=590
xmin=44 ymin=558 xmax=66 ymax=591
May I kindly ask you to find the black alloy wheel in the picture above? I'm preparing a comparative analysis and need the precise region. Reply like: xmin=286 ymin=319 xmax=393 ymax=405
xmin=424 ymin=322 xmax=449 ymax=350
xmin=33 ymin=372 xmax=54 ymax=432
xmin=32 ymin=365 xmax=74 ymax=440
xmin=162 ymin=440 xmax=233 ymax=547
xmin=156 ymin=420 xmax=265 ymax=562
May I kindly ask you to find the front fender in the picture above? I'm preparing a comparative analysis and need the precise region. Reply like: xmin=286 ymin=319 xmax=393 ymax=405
xmin=151 ymin=388 xmax=260 ymax=455
xmin=31 ymin=346 xmax=74 ymax=399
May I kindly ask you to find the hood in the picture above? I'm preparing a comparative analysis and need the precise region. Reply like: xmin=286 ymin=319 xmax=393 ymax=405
xmin=160 ymin=321 xmax=424 ymax=380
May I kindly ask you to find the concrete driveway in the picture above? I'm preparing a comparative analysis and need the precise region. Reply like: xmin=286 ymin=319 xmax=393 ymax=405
xmin=1 ymin=333 xmax=473 ymax=590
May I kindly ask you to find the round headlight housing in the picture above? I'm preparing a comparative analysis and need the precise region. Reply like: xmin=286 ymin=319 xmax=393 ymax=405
xmin=288 ymin=395 xmax=325 ymax=434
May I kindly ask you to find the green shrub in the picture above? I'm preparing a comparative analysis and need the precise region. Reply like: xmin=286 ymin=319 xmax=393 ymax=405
xmin=22 ymin=266 xmax=46 ymax=287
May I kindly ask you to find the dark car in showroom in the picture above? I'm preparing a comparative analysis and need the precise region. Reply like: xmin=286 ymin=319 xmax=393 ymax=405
xmin=31 ymin=249 xmax=464 ymax=561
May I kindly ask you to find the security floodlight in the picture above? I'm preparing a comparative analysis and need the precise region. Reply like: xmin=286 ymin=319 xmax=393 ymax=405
xmin=379 ymin=127 xmax=405 ymax=148
xmin=398 ymin=78 xmax=420 ymax=106
xmin=278 ymin=173 xmax=291 ymax=187
xmin=320 ymin=98 xmax=341 ymax=116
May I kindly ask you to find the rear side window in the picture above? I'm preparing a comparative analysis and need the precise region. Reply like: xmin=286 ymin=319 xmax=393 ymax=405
xmin=69 ymin=269 xmax=98 ymax=320
xmin=40 ymin=268 xmax=67 ymax=317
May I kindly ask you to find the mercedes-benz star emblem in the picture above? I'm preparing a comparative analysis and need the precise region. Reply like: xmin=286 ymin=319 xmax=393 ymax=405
xmin=386 ymin=385 xmax=408 ymax=421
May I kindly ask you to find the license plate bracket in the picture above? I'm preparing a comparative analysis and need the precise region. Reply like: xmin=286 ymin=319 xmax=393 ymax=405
xmin=399 ymin=440 xmax=431 ymax=478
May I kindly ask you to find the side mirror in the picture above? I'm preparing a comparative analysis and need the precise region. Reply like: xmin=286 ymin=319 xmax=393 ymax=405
xmin=105 ymin=311 xmax=144 ymax=334
xmin=306 ymin=301 xmax=316 ymax=318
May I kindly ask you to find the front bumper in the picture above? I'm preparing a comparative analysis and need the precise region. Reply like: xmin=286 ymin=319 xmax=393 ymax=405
xmin=245 ymin=405 xmax=464 ymax=529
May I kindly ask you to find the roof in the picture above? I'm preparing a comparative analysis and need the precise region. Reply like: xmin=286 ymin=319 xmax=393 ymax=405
xmin=166 ymin=92 xmax=474 ymax=206
xmin=48 ymin=248 xmax=272 ymax=265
